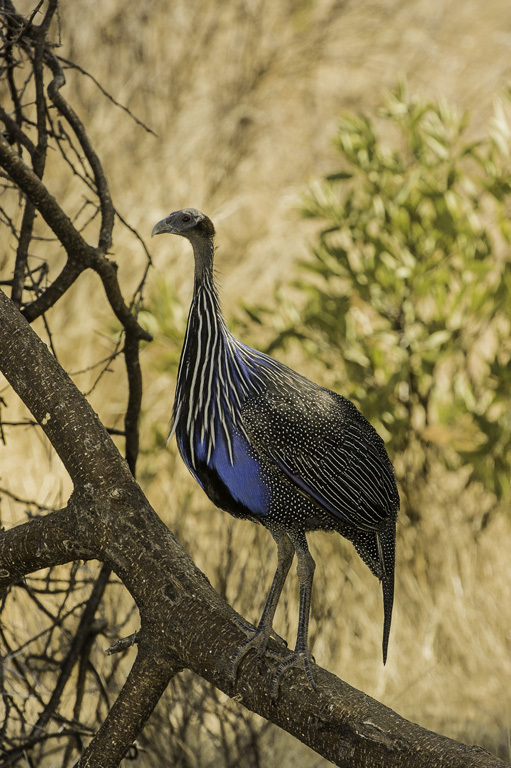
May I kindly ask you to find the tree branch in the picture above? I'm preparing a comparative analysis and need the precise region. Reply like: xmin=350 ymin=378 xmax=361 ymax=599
xmin=0 ymin=137 xmax=153 ymax=337
xmin=30 ymin=564 xmax=111 ymax=736
xmin=122 ymin=332 xmax=143 ymax=475
xmin=10 ymin=21 xmax=50 ymax=306
xmin=0 ymin=17 xmax=150 ymax=482
xmin=1 ymin=565 xmax=112 ymax=768
xmin=0 ymin=287 xmax=127 ymax=488
xmin=0 ymin=506 xmax=92 ymax=590
xmin=0 ymin=285 xmax=507 ymax=768
xmin=21 ymin=258 xmax=85 ymax=321
xmin=76 ymin=636 xmax=181 ymax=768
xmin=44 ymin=50 xmax=114 ymax=252
xmin=0 ymin=104 xmax=35 ymax=153
xmin=0 ymin=133 xmax=91 ymax=260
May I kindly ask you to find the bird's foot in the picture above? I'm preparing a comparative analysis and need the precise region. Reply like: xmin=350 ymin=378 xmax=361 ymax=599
xmin=230 ymin=623 xmax=317 ymax=701
xmin=270 ymin=649 xmax=317 ymax=701
xmin=229 ymin=626 xmax=288 ymax=687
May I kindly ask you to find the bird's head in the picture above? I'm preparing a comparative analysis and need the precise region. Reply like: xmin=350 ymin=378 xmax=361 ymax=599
xmin=151 ymin=208 xmax=215 ymax=241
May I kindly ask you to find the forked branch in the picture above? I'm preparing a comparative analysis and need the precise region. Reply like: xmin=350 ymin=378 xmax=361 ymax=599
xmin=0 ymin=276 xmax=507 ymax=768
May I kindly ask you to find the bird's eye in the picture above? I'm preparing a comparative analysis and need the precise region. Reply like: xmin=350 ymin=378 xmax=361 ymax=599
xmin=182 ymin=214 xmax=191 ymax=223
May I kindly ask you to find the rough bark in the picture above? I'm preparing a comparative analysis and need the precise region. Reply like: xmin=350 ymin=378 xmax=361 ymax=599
xmin=1 ymin=282 xmax=508 ymax=768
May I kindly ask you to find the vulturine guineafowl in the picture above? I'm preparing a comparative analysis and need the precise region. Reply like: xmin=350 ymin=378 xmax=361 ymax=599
xmin=152 ymin=208 xmax=399 ymax=695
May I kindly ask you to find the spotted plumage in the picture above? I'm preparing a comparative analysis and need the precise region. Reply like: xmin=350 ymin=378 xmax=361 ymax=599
xmin=152 ymin=208 xmax=399 ymax=693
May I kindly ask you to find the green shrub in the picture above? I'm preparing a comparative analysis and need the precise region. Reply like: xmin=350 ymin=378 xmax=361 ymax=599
xmin=253 ymin=82 xmax=511 ymax=502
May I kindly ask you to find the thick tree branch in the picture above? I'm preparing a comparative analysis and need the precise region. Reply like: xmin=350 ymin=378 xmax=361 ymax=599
xmin=0 ymin=287 xmax=128 ymax=487
xmin=0 ymin=274 xmax=507 ymax=768
xmin=0 ymin=506 xmax=93 ymax=589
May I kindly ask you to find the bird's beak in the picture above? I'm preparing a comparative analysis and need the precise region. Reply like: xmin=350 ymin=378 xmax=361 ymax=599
xmin=151 ymin=217 xmax=171 ymax=237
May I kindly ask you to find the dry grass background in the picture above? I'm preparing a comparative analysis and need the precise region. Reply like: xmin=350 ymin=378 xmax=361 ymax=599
xmin=1 ymin=0 xmax=511 ymax=765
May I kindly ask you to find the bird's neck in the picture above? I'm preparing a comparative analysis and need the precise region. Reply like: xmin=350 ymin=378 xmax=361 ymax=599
xmin=189 ymin=236 xmax=224 ymax=327
xmin=190 ymin=235 xmax=216 ymax=284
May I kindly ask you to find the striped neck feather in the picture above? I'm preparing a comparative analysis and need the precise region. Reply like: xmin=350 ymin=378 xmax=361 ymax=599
xmin=171 ymin=271 xmax=310 ymax=467
xmin=171 ymin=275 xmax=266 ymax=466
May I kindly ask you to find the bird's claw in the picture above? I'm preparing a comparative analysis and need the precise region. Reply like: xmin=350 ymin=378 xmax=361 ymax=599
xmin=229 ymin=628 xmax=288 ymax=689
xmin=231 ymin=614 xmax=256 ymax=637
xmin=230 ymin=626 xmax=317 ymax=701
xmin=229 ymin=633 xmax=265 ymax=687
xmin=270 ymin=650 xmax=317 ymax=701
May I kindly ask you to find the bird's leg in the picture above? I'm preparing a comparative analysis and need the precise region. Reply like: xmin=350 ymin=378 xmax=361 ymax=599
xmin=271 ymin=530 xmax=316 ymax=699
xmin=230 ymin=525 xmax=294 ymax=682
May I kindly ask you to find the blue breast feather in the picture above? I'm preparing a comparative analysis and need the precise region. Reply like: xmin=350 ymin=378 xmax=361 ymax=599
xmin=178 ymin=426 xmax=270 ymax=518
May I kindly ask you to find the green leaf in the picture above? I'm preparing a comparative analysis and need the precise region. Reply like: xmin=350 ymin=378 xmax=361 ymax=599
xmin=251 ymin=82 xmax=511 ymax=504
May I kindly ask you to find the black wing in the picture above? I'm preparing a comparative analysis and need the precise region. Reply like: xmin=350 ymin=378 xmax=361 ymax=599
xmin=241 ymin=385 xmax=399 ymax=531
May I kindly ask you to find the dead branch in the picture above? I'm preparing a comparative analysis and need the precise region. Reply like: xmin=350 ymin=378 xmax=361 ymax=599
xmin=1 ymin=271 xmax=508 ymax=768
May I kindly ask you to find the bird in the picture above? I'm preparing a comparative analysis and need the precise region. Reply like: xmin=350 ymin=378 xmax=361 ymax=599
xmin=152 ymin=208 xmax=399 ymax=696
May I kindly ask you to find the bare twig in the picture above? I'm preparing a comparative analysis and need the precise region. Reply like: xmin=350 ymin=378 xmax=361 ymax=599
xmin=106 ymin=632 xmax=140 ymax=656
xmin=58 ymin=56 xmax=158 ymax=138
xmin=44 ymin=51 xmax=114 ymax=251
xmin=27 ymin=565 xmax=111 ymax=740
xmin=0 ymin=104 xmax=35 ymax=153
xmin=22 ymin=259 xmax=85 ymax=321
